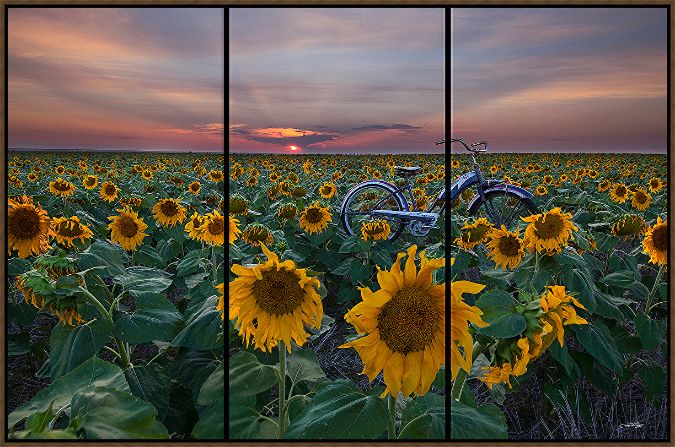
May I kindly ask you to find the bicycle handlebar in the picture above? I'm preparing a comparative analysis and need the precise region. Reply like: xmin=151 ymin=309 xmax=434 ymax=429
xmin=435 ymin=139 xmax=445 ymax=145
xmin=450 ymin=138 xmax=488 ymax=153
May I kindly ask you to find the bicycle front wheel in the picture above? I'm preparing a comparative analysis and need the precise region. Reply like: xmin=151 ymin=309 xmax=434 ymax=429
xmin=340 ymin=183 xmax=407 ymax=241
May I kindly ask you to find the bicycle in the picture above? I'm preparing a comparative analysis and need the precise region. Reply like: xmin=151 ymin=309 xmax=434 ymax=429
xmin=339 ymin=139 xmax=447 ymax=242
xmin=450 ymin=138 xmax=538 ymax=229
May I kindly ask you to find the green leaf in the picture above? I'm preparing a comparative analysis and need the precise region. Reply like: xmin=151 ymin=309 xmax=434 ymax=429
xmin=477 ymin=313 xmax=526 ymax=339
xmin=634 ymin=314 xmax=666 ymax=350
xmin=8 ymin=357 xmax=129 ymax=428
xmin=600 ymin=271 xmax=638 ymax=288
xmin=50 ymin=319 xmax=113 ymax=380
xmin=113 ymin=267 xmax=173 ymax=297
xmin=124 ymin=364 xmax=171 ymax=421
xmin=286 ymin=349 xmax=326 ymax=385
xmin=230 ymin=396 xmax=277 ymax=439
xmin=70 ymin=387 xmax=169 ymax=439
xmin=637 ymin=365 xmax=665 ymax=405
xmin=176 ymin=249 xmax=210 ymax=277
xmin=548 ymin=342 xmax=580 ymax=380
xmin=135 ymin=245 xmax=167 ymax=269
xmin=77 ymin=241 xmax=126 ymax=277
xmin=475 ymin=290 xmax=517 ymax=319
xmin=229 ymin=352 xmax=278 ymax=399
xmin=171 ymin=296 xmax=221 ymax=350
xmin=115 ymin=294 xmax=182 ymax=344
xmin=284 ymin=380 xmax=388 ymax=439
xmin=450 ymin=400 xmax=507 ymax=440
xmin=574 ymin=323 xmax=623 ymax=374
xmin=192 ymin=362 xmax=224 ymax=439
xmin=8 ymin=258 xmax=32 ymax=276
xmin=398 ymin=394 xmax=444 ymax=439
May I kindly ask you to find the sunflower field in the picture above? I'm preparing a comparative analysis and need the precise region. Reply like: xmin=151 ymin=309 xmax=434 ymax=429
xmin=6 ymin=151 xmax=225 ymax=439
xmin=228 ymin=153 xmax=446 ymax=440
xmin=450 ymin=152 xmax=668 ymax=440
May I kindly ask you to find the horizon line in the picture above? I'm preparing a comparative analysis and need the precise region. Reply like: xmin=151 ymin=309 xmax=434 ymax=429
xmin=9 ymin=147 xmax=223 ymax=153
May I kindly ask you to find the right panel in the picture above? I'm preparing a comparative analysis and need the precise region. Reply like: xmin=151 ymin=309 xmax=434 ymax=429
xmin=450 ymin=7 xmax=669 ymax=441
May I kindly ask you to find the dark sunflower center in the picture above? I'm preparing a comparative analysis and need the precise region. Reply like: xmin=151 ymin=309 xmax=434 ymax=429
xmin=230 ymin=199 xmax=247 ymax=213
xmin=377 ymin=286 xmax=440 ymax=354
xmin=651 ymin=180 xmax=659 ymax=188
xmin=104 ymin=184 xmax=116 ymax=195
xmin=10 ymin=207 xmax=41 ymax=240
xmin=652 ymin=225 xmax=667 ymax=251
xmin=634 ymin=192 xmax=647 ymax=204
xmin=118 ymin=217 xmax=139 ymax=238
xmin=191 ymin=183 xmax=200 ymax=191
xmin=160 ymin=201 xmax=179 ymax=216
xmin=58 ymin=221 xmax=84 ymax=237
xmin=321 ymin=186 xmax=332 ymax=195
xmin=533 ymin=214 xmax=564 ymax=240
xmin=497 ymin=235 xmax=521 ymax=257
xmin=208 ymin=218 xmax=224 ymax=236
xmin=85 ymin=178 xmax=95 ymax=186
xmin=253 ymin=269 xmax=304 ymax=315
xmin=305 ymin=208 xmax=324 ymax=224
xmin=615 ymin=186 xmax=627 ymax=197
xmin=53 ymin=181 xmax=71 ymax=191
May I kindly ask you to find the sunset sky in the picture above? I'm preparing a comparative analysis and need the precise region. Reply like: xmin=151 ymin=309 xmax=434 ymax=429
xmin=229 ymin=8 xmax=445 ymax=154
xmin=8 ymin=8 xmax=224 ymax=152
xmin=451 ymin=7 xmax=667 ymax=153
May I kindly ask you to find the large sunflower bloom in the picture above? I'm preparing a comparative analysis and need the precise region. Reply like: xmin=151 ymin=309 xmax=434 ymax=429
xmin=486 ymin=225 xmax=525 ymax=269
xmin=52 ymin=216 xmax=94 ymax=247
xmin=108 ymin=207 xmax=148 ymax=251
xmin=8 ymin=196 xmax=54 ymax=258
xmin=229 ymin=244 xmax=323 ymax=353
xmin=48 ymin=178 xmax=76 ymax=197
xmin=642 ymin=217 xmax=667 ymax=266
xmin=450 ymin=258 xmax=487 ymax=381
xmin=229 ymin=214 xmax=242 ymax=244
xmin=299 ymin=203 xmax=332 ymax=235
xmin=99 ymin=181 xmax=120 ymax=202
xmin=521 ymin=208 xmax=577 ymax=254
xmin=197 ymin=210 xmax=225 ymax=246
xmin=340 ymin=246 xmax=445 ymax=398
xmin=152 ymin=198 xmax=187 ymax=227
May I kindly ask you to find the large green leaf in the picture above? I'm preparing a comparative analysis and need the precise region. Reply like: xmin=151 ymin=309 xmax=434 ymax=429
xmin=77 ymin=241 xmax=126 ymax=277
xmin=113 ymin=267 xmax=173 ymax=297
xmin=398 ymin=394 xmax=444 ymax=439
xmin=192 ymin=362 xmax=224 ymax=439
xmin=230 ymin=396 xmax=278 ymax=439
xmin=124 ymin=364 xmax=171 ymax=421
xmin=574 ymin=322 xmax=624 ymax=374
xmin=284 ymin=380 xmax=388 ymax=439
xmin=637 ymin=364 xmax=666 ymax=405
xmin=50 ymin=319 xmax=113 ymax=380
xmin=229 ymin=352 xmax=278 ymax=398
xmin=8 ymin=357 xmax=129 ymax=428
xmin=176 ymin=249 xmax=210 ymax=277
xmin=70 ymin=387 xmax=169 ymax=439
xmin=286 ymin=348 xmax=326 ymax=385
xmin=634 ymin=314 xmax=666 ymax=350
xmin=171 ymin=296 xmax=221 ymax=350
xmin=450 ymin=400 xmax=507 ymax=440
xmin=115 ymin=294 xmax=182 ymax=344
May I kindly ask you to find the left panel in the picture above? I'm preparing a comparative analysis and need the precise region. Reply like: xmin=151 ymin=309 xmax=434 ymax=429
xmin=5 ymin=6 xmax=225 ymax=440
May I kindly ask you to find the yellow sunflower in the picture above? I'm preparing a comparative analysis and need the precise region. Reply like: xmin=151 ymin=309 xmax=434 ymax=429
xmin=522 ymin=208 xmax=577 ymax=254
xmin=51 ymin=216 xmax=94 ymax=247
xmin=48 ymin=178 xmax=76 ymax=197
xmin=188 ymin=181 xmax=201 ymax=195
xmin=299 ymin=203 xmax=332 ymax=235
xmin=630 ymin=188 xmax=651 ymax=211
xmin=648 ymin=177 xmax=663 ymax=193
xmin=152 ymin=198 xmax=187 ymax=227
xmin=277 ymin=203 xmax=299 ymax=221
xmin=319 ymin=182 xmax=337 ymax=199
xmin=197 ymin=210 xmax=225 ymax=246
xmin=100 ymin=181 xmax=120 ymax=202
xmin=229 ymin=214 xmax=242 ymax=244
xmin=642 ymin=217 xmax=667 ymax=266
xmin=450 ymin=258 xmax=487 ymax=381
xmin=208 ymin=170 xmax=224 ymax=182
xmin=611 ymin=214 xmax=646 ymax=239
xmin=82 ymin=175 xmax=98 ymax=190
xmin=108 ymin=207 xmax=148 ymax=251
xmin=241 ymin=223 xmax=273 ymax=247
xmin=216 ymin=282 xmax=224 ymax=320
xmin=185 ymin=212 xmax=205 ymax=240
xmin=609 ymin=183 xmax=629 ymax=204
xmin=455 ymin=218 xmax=494 ymax=251
xmin=360 ymin=219 xmax=391 ymax=241
xmin=230 ymin=243 xmax=323 ymax=353
xmin=486 ymin=225 xmax=525 ymax=269
xmin=341 ymin=246 xmax=445 ymax=398
xmin=141 ymin=169 xmax=153 ymax=180
xmin=8 ymin=196 xmax=54 ymax=258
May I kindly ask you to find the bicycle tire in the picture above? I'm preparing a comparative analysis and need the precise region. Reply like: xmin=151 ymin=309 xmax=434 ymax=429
xmin=340 ymin=182 xmax=408 ymax=241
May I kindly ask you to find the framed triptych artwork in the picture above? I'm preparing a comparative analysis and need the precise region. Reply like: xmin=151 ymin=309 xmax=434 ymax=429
xmin=1 ymin=1 xmax=671 ymax=444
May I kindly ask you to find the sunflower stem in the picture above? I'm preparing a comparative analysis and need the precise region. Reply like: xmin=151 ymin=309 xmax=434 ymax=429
xmin=211 ymin=245 xmax=217 ymax=282
xmin=645 ymin=264 xmax=665 ymax=317
xmin=387 ymin=394 xmax=396 ymax=439
xmin=451 ymin=341 xmax=483 ymax=401
xmin=278 ymin=340 xmax=288 ymax=438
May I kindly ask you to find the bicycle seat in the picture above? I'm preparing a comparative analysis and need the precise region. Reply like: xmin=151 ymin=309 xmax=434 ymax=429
xmin=394 ymin=166 xmax=422 ymax=176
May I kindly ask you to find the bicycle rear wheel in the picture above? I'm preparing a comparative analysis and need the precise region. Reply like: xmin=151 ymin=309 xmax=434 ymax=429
xmin=340 ymin=183 xmax=407 ymax=241
xmin=470 ymin=190 xmax=538 ymax=231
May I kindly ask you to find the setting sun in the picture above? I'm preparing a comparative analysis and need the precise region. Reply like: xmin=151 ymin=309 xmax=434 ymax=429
xmin=288 ymin=145 xmax=300 ymax=151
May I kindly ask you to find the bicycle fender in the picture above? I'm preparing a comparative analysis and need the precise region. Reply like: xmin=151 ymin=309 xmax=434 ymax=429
xmin=340 ymin=180 xmax=410 ymax=214
xmin=466 ymin=183 xmax=535 ymax=215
